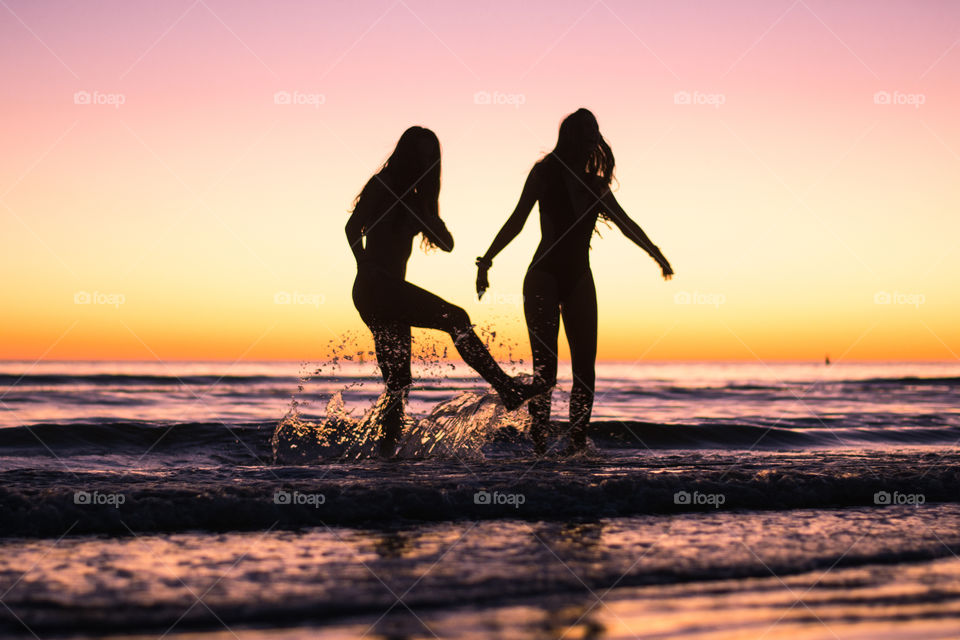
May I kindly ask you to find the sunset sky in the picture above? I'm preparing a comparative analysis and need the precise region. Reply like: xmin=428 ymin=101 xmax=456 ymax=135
xmin=1 ymin=0 xmax=958 ymax=362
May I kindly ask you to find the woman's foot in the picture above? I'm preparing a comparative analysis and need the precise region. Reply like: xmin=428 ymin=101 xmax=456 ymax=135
xmin=560 ymin=440 xmax=588 ymax=456
xmin=378 ymin=435 xmax=399 ymax=458
xmin=560 ymin=430 xmax=590 ymax=456
xmin=498 ymin=377 xmax=552 ymax=411
xmin=378 ymin=418 xmax=403 ymax=458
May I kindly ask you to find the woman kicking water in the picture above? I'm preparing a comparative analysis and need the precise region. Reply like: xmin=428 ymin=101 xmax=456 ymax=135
xmin=347 ymin=126 xmax=545 ymax=457
xmin=476 ymin=109 xmax=673 ymax=454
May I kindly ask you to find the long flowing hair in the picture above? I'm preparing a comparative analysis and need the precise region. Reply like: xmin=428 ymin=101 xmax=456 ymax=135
xmin=550 ymin=108 xmax=615 ymax=187
xmin=544 ymin=109 xmax=616 ymax=234
xmin=353 ymin=126 xmax=442 ymax=249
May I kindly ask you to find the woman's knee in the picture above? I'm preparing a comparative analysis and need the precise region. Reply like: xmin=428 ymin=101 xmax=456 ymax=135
xmin=442 ymin=305 xmax=472 ymax=336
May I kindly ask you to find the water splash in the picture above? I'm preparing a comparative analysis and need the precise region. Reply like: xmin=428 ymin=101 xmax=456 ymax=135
xmin=272 ymin=389 xmax=530 ymax=463
xmin=273 ymin=326 xmax=537 ymax=463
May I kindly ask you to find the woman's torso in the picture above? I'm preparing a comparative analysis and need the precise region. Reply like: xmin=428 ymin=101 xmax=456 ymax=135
xmin=529 ymin=157 xmax=601 ymax=281
xmin=357 ymin=180 xmax=422 ymax=281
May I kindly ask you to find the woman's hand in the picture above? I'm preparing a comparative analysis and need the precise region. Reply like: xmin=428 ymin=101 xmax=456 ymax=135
xmin=659 ymin=257 xmax=674 ymax=281
xmin=476 ymin=257 xmax=492 ymax=299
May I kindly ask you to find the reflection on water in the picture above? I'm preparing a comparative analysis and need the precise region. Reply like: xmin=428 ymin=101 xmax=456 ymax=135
xmin=97 ymin=559 xmax=960 ymax=640
xmin=4 ymin=506 xmax=960 ymax=638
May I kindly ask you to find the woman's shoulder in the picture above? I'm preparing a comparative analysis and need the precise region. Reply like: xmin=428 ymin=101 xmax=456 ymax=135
xmin=362 ymin=174 xmax=393 ymax=200
xmin=358 ymin=175 xmax=405 ymax=215
xmin=535 ymin=154 xmax=587 ymax=181
xmin=586 ymin=173 xmax=610 ymax=192
xmin=530 ymin=156 xmax=559 ymax=184
xmin=533 ymin=154 xmax=555 ymax=171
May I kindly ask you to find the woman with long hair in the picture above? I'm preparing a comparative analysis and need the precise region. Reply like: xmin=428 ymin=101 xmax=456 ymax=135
xmin=476 ymin=109 xmax=673 ymax=454
xmin=346 ymin=126 xmax=544 ymax=456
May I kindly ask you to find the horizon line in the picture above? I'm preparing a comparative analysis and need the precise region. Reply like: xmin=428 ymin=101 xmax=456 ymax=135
xmin=0 ymin=358 xmax=957 ymax=365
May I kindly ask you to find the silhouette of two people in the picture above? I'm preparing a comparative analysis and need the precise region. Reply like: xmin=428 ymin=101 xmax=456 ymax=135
xmin=347 ymin=111 xmax=672 ymax=457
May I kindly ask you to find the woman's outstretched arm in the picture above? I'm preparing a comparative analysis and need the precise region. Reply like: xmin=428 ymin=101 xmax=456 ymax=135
xmin=476 ymin=167 xmax=539 ymax=298
xmin=601 ymin=190 xmax=674 ymax=280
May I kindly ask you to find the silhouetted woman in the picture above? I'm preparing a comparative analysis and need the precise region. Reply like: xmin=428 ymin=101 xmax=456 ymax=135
xmin=347 ymin=126 xmax=543 ymax=456
xmin=477 ymin=109 xmax=673 ymax=454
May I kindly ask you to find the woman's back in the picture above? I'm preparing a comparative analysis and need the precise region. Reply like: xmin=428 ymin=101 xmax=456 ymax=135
xmin=530 ymin=156 xmax=601 ymax=279
xmin=358 ymin=178 xmax=420 ymax=279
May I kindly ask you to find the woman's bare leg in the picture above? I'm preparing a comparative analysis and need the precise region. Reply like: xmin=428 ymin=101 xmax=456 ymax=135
xmin=560 ymin=275 xmax=598 ymax=451
xmin=370 ymin=323 xmax=411 ymax=457
xmin=397 ymin=280 xmax=543 ymax=409
xmin=524 ymin=271 xmax=561 ymax=454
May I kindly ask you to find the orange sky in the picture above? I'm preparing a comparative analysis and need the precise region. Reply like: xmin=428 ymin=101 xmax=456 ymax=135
xmin=1 ymin=0 xmax=958 ymax=363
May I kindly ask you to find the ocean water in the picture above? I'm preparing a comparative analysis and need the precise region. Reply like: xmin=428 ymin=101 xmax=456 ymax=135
xmin=1 ymin=360 xmax=959 ymax=639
